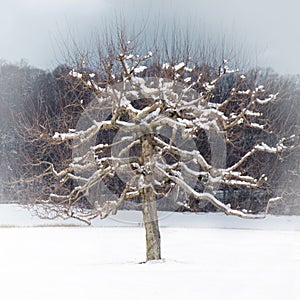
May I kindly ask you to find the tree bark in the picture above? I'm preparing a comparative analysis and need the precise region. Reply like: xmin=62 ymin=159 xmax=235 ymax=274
xmin=140 ymin=135 xmax=161 ymax=261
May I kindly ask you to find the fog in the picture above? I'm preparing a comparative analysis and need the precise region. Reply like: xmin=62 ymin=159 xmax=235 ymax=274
xmin=1 ymin=0 xmax=300 ymax=74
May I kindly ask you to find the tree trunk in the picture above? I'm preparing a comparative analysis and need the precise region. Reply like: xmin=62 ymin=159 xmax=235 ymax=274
xmin=141 ymin=135 xmax=161 ymax=261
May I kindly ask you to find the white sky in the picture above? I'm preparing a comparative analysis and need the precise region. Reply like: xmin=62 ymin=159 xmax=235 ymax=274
xmin=1 ymin=0 xmax=300 ymax=74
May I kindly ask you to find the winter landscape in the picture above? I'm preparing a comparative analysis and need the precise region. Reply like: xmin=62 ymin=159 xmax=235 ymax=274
xmin=0 ymin=1 xmax=300 ymax=299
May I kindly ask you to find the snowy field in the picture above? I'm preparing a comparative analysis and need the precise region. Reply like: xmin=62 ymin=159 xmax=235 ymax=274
xmin=0 ymin=205 xmax=299 ymax=300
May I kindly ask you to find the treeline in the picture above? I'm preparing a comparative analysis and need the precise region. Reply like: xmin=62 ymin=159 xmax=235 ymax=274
xmin=0 ymin=59 xmax=299 ymax=214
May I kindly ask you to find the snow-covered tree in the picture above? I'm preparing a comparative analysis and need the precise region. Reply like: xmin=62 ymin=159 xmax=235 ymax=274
xmin=19 ymin=43 xmax=297 ymax=261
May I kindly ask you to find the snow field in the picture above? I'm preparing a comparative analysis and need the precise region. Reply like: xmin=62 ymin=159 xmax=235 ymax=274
xmin=0 ymin=226 xmax=299 ymax=300
xmin=0 ymin=205 xmax=299 ymax=299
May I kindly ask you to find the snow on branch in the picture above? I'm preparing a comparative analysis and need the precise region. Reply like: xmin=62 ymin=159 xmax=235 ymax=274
xmin=256 ymin=93 xmax=278 ymax=105
xmin=156 ymin=163 xmax=281 ymax=219
xmin=255 ymin=140 xmax=288 ymax=153
xmin=53 ymin=121 xmax=115 ymax=143
xmin=227 ymin=138 xmax=289 ymax=173
xmin=154 ymin=136 xmax=212 ymax=172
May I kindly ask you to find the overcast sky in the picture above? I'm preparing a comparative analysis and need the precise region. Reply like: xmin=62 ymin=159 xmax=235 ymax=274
xmin=1 ymin=0 xmax=300 ymax=74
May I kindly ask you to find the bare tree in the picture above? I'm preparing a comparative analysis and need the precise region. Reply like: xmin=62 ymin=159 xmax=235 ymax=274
xmin=11 ymin=27 xmax=298 ymax=261
xmin=0 ymin=61 xmax=47 ymax=201
xmin=260 ymin=71 xmax=300 ymax=214
xmin=17 ymin=47 xmax=297 ymax=261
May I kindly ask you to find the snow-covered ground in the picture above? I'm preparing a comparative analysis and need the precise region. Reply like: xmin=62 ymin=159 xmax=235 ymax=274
xmin=1 ymin=204 xmax=300 ymax=230
xmin=0 ymin=204 xmax=299 ymax=300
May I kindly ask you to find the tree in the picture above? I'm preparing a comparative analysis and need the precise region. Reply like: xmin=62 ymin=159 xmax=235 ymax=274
xmin=0 ymin=61 xmax=48 ymax=201
xmin=16 ymin=38 xmax=297 ymax=261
